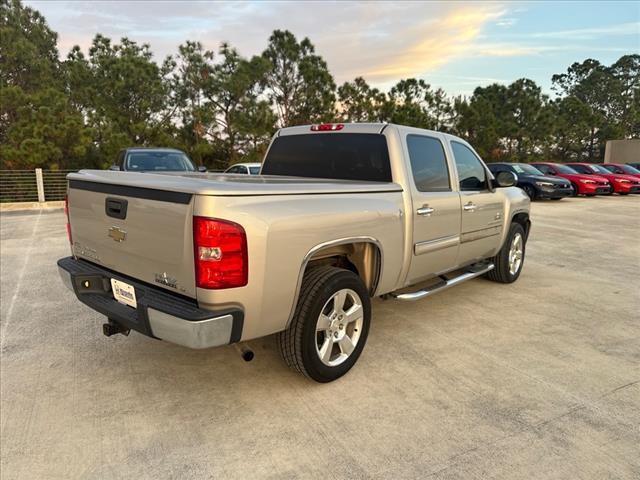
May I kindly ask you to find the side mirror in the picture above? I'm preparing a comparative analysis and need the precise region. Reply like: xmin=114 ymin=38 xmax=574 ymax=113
xmin=494 ymin=170 xmax=518 ymax=188
xmin=108 ymin=165 xmax=120 ymax=171
xmin=547 ymin=171 xmax=556 ymax=175
xmin=197 ymin=166 xmax=207 ymax=172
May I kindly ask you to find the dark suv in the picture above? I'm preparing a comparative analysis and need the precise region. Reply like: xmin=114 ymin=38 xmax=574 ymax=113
xmin=110 ymin=148 xmax=206 ymax=172
xmin=488 ymin=162 xmax=573 ymax=200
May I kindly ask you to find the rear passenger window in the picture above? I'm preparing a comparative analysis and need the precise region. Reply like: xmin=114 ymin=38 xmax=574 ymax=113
xmin=451 ymin=142 xmax=488 ymax=191
xmin=406 ymin=135 xmax=450 ymax=191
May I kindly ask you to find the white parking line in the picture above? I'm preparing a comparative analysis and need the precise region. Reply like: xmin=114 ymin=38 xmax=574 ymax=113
xmin=0 ymin=210 xmax=42 ymax=351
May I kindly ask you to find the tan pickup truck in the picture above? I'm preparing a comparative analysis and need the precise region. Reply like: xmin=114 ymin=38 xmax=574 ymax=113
xmin=58 ymin=123 xmax=530 ymax=382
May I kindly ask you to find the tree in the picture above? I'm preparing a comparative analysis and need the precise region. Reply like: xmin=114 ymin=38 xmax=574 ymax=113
xmin=384 ymin=79 xmax=435 ymax=128
xmin=551 ymin=56 xmax=639 ymax=161
xmin=382 ymin=78 xmax=454 ymax=131
xmin=0 ymin=87 xmax=91 ymax=169
xmin=262 ymin=30 xmax=336 ymax=127
xmin=169 ymin=41 xmax=216 ymax=166
xmin=206 ymin=43 xmax=275 ymax=164
xmin=453 ymin=80 xmax=551 ymax=162
xmin=0 ymin=0 xmax=59 ymax=93
xmin=65 ymin=35 xmax=174 ymax=165
xmin=453 ymin=94 xmax=501 ymax=161
xmin=337 ymin=77 xmax=385 ymax=122
xmin=0 ymin=0 xmax=90 ymax=169
xmin=548 ymin=96 xmax=592 ymax=161
xmin=504 ymin=79 xmax=553 ymax=160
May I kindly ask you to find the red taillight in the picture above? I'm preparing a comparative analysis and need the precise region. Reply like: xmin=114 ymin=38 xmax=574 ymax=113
xmin=64 ymin=195 xmax=72 ymax=245
xmin=310 ymin=123 xmax=344 ymax=131
xmin=193 ymin=216 xmax=248 ymax=289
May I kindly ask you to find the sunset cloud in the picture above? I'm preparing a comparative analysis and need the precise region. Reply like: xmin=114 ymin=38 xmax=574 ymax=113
xmin=25 ymin=1 xmax=639 ymax=95
xmin=364 ymin=4 xmax=509 ymax=79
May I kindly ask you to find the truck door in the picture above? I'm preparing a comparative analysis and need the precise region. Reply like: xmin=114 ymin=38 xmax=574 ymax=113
xmin=449 ymin=141 xmax=503 ymax=266
xmin=404 ymin=133 xmax=462 ymax=285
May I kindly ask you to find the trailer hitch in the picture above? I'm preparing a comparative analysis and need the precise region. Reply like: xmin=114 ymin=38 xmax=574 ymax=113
xmin=102 ymin=319 xmax=130 ymax=337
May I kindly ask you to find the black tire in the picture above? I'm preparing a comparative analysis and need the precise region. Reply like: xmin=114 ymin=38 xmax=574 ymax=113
xmin=522 ymin=184 xmax=536 ymax=200
xmin=277 ymin=266 xmax=371 ymax=383
xmin=486 ymin=223 xmax=526 ymax=284
xmin=550 ymin=198 xmax=562 ymax=201
xmin=570 ymin=183 xmax=579 ymax=196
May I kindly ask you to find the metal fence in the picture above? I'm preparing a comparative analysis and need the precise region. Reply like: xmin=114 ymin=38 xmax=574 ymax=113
xmin=0 ymin=169 xmax=75 ymax=203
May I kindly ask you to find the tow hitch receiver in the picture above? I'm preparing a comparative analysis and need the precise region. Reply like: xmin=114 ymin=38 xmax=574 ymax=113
xmin=102 ymin=319 xmax=130 ymax=337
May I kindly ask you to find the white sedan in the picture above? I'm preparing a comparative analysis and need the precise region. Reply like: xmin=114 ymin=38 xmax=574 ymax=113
xmin=224 ymin=163 xmax=261 ymax=175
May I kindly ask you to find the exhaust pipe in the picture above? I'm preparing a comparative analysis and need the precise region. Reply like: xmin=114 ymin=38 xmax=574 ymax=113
xmin=234 ymin=343 xmax=254 ymax=362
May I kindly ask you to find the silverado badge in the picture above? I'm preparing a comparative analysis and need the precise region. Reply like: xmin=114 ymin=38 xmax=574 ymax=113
xmin=108 ymin=226 xmax=127 ymax=242
xmin=155 ymin=272 xmax=178 ymax=289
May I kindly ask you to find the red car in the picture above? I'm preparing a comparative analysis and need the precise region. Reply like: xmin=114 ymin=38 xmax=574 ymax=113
xmin=566 ymin=163 xmax=640 ymax=195
xmin=531 ymin=162 xmax=612 ymax=196
xmin=601 ymin=163 xmax=640 ymax=180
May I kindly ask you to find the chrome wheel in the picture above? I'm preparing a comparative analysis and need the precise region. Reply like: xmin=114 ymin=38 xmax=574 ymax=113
xmin=315 ymin=288 xmax=364 ymax=367
xmin=508 ymin=232 xmax=524 ymax=276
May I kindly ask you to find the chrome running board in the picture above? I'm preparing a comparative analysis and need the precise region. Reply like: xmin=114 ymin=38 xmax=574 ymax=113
xmin=391 ymin=263 xmax=494 ymax=302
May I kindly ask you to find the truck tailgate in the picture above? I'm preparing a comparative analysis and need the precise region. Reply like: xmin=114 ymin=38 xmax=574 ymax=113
xmin=68 ymin=179 xmax=196 ymax=298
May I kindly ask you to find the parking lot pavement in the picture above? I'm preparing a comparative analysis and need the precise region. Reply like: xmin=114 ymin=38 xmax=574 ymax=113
xmin=1 ymin=196 xmax=639 ymax=479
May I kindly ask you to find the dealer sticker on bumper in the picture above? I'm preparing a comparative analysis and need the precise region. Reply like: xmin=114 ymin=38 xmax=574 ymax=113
xmin=110 ymin=278 xmax=137 ymax=308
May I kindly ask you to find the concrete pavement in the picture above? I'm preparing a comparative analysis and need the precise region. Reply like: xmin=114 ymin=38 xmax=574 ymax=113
xmin=1 ymin=196 xmax=639 ymax=479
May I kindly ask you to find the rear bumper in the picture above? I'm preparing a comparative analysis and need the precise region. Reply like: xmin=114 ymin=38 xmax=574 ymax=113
xmin=57 ymin=257 xmax=243 ymax=349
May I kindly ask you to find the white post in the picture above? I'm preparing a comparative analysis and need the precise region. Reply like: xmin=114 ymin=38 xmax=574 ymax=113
xmin=35 ymin=168 xmax=45 ymax=202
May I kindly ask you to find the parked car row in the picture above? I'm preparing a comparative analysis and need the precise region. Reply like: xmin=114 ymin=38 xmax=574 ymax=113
xmin=488 ymin=162 xmax=640 ymax=200
xmin=106 ymin=148 xmax=637 ymax=200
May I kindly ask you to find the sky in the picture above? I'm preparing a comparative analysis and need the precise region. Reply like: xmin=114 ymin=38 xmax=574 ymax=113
xmin=26 ymin=0 xmax=640 ymax=96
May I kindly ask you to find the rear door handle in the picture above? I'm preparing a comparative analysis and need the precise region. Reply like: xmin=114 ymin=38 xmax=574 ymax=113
xmin=463 ymin=202 xmax=477 ymax=212
xmin=417 ymin=206 xmax=435 ymax=216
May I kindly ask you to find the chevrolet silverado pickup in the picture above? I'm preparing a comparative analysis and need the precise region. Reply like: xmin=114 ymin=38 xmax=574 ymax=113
xmin=58 ymin=123 xmax=530 ymax=382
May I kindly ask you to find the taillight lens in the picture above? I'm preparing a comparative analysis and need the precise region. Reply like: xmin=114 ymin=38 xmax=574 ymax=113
xmin=193 ymin=216 xmax=248 ymax=289
xmin=310 ymin=123 xmax=344 ymax=131
xmin=64 ymin=195 xmax=72 ymax=245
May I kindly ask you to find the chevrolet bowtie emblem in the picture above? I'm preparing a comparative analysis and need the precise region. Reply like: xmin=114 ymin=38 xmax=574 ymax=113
xmin=108 ymin=226 xmax=127 ymax=242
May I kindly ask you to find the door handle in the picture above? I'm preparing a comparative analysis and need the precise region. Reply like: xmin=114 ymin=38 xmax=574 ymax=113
xmin=463 ymin=202 xmax=477 ymax=212
xmin=417 ymin=206 xmax=435 ymax=216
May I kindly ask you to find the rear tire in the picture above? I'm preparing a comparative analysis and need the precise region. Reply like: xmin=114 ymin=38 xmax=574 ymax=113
xmin=277 ymin=266 xmax=371 ymax=383
xmin=486 ymin=223 xmax=526 ymax=284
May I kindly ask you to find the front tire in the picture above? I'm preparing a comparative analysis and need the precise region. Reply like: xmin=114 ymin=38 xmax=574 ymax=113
xmin=522 ymin=185 xmax=536 ymax=200
xmin=277 ymin=266 xmax=371 ymax=382
xmin=486 ymin=223 xmax=526 ymax=284
xmin=571 ymin=183 xmax=579 ymax=196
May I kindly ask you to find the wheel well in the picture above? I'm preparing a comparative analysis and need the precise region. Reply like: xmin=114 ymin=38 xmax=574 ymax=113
xmin=512 ymin=212 xmax=531 ymax=240
xmin=305 ymin=241 xmax=382 ymax=296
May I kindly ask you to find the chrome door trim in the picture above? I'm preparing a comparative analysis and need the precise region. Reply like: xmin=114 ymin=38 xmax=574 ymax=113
xmin=460 ymin=225 xmax=502 ymax=244
xmin=414 ymin=235 xmax=460 ymax=255
xmin=286 ymin=236 xmax=384 ymax=328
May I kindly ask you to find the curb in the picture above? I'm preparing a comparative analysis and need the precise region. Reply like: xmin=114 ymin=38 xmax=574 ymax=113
xmin=0 ymin=201 xmax=65 ymax=212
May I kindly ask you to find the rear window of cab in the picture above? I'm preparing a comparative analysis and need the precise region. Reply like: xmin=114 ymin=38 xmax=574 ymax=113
xmin=262 ymin=133 xmax=392 ymax=182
